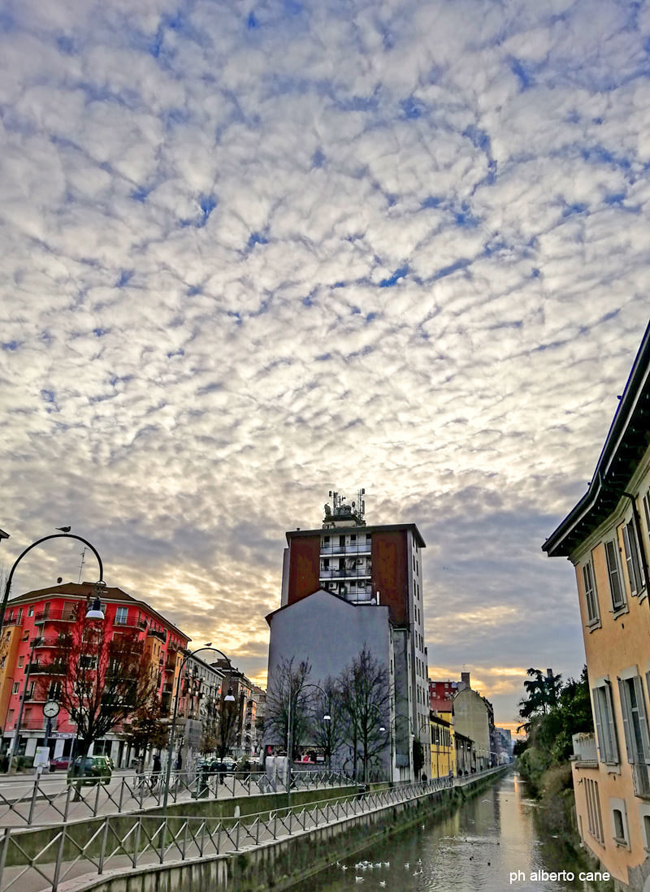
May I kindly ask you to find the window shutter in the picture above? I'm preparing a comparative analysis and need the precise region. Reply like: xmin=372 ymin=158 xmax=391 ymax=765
xmin=592 ymin=687 xmax=605 ymax=761
xmin=605 ymin=682 xmax=619 ymax=764
xmin=631 ymin=520 xmax=646 ymax=590
xmin=605 ymin=540 xmax=625 ymax=609
xmin=618 ymin=679 xmax=635 ymax=763
xmin=633 ymin=676 xmax=650 ymax=764
xmin=622 ymin=525 xmax=638 ymax=595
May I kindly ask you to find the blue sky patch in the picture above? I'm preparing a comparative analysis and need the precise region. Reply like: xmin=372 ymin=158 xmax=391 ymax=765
xmin=1 ymin=341 xmax=20 ymax=351
xmin=379 ymin=266 xmax=408 ymax=287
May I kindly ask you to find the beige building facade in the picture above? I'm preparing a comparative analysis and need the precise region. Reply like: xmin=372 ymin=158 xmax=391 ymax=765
xmin=545 ymin=322 xmax=650 ymax=892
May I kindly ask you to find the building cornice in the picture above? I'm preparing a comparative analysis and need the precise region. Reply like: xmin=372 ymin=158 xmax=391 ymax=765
xmin=543 ymin=322 xmax=650 ymax=558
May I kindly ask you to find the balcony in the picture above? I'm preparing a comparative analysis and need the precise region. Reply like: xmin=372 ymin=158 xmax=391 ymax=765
xmin=114 ymin=616 xmax=148 ymax=630
xmin=319 ymin=568 xmax=372 ymax=580
xmin=320 ymin=543 xmax=372 ymax=557
xmin=147 ymin=628 xmax=167 ymax=643
xmin=34 ymin=609 xmax=77 ymax=624
xmin=572 ymin=733 xmax=598 ymax=766
xmin=2 ymin=615 xmax=22 ymax=628
xmin=16 ymin=717 xmax=48 ymax=731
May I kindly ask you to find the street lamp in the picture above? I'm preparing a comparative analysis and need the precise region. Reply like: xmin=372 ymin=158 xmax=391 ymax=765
xmin=0 ymin=532 xmax=105 ymax=638
xmin=162 ymin=645 xmax=235 ymax=815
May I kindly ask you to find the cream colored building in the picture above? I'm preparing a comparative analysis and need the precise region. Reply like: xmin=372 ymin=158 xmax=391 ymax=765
xmin=545 ymin=322 xmax=650 ymax=892
xmin=452 ymin=673 xmax=494 ymax=771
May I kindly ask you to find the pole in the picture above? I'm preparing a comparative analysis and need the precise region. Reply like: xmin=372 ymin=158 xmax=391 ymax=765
xmin=286 ymin=692 xmax=293 ymax=808
xmin=162 ymin=646 xmax=234 ymax=817
xmin=8 ymin=637 xmax=37 ymax=772
xmin=0 ymin=533 xmax=104 ymax=640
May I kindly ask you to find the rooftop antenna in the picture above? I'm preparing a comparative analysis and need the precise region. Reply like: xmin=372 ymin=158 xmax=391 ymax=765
xmin=78 ymin=547 xmax=87 ymax=584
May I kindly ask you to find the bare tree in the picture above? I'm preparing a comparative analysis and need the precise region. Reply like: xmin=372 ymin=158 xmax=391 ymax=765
xmin=122 ymin=695 xmax=169 ymax=765
xmin=307 ymin=677 xmax=346 ymax=770
xmin=264 ymin=657 xmax=312 ymax=759
xmin=339 ymin=646 xmax=390 ymax=782
xmin=41 ymin=606 xmax=157 ymax=767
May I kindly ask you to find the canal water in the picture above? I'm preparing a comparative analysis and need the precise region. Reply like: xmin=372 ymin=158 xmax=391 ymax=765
xmin=288 ymin=773 xmax=602 ymax=892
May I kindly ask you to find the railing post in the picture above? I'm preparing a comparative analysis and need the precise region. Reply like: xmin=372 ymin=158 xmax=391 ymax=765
xmin=98 ymin=818 xmax=109 ymax=874
xmin=0 ymin=828 xmax=10 ymax=889
xmin=118 ymin=775 xmax=126 ymax=813
xmin=182 ymin=818 xmax=188 ymax=860
xmin=27 ymin=776 xmax=40 ymax=825
xmin=93 ymin=778 xmax=102 ymax=816
xmin=235 ymin=818 xmax=240 ymax=851
xmin=159 ymin=816 xmax=165 ymax=864
xmin=62 ymin=782 xmax=73 ymax=824
xmin=133 ymin=816 xmax=142 ymax=868
xmin=51 ymin=826 xmax=68 ymax=892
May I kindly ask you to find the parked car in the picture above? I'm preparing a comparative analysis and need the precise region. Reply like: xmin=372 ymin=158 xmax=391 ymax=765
xmin=67 ymin=755 xmax=112 ymax=785
xmin=49 ymin=756 xmax=72 ymax=771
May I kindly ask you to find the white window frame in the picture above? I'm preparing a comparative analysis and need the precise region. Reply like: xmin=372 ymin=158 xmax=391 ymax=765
xmin=619 ymin=668 xmax=650 ymax=798
xmin=582 ymin=558 xmax=600 ymax=626
xmin=592 ymin=679 xmax=619 ymax=764
xmin=604 ymin=538 xmax=627 ymax=612
xmin=115 ymin=606 xmax=128 ymax=625
xmin=622 ymin=517 xmax=646 ymax=598
xmin=610 ymin=797 xmax=630 ymax=848
xmin=584 ymin=777 xmax=604 ymax=843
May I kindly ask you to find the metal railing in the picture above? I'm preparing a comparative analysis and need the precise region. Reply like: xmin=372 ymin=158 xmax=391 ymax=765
xmin=0 ymin=768 xmax=508 ymax=892
xmin=0 ymin=775 xmax=458 ymax=892
xmin=0 ymin=768 xmax=355 ymax=828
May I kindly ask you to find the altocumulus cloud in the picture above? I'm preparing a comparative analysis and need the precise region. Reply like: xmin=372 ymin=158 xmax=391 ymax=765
xmin=1 ymin=0 xmax=650 ymax=721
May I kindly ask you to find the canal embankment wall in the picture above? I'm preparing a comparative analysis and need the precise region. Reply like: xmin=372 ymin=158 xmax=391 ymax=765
xmin=58 ymin=768 xmax=510 ymax=892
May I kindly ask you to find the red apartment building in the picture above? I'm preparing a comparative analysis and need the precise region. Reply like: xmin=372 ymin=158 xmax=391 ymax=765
xmin=0 ymin=582 xmax=190 ymax=766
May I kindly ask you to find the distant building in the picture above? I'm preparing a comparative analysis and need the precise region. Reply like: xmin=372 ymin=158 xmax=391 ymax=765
xmin=430 ymin=713 xmax=454 ymax=779
xmin=455 ymin=731 xmax=475 ymax=776
xmin=0 ymin=582 xmax=190 ymax=766
xmin=544 ymin=322 xmax=650 ymax=891
xmin=452 ymin=672 xmax=496 ymax=770
xmin=267 ymin=491 xmax=429 ymax=781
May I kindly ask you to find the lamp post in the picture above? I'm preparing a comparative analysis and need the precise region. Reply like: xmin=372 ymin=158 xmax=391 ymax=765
xmin=0 ymin=532 xmax=105 ymax=639
xmin=162 ymin=646 xmax=235 ymax=816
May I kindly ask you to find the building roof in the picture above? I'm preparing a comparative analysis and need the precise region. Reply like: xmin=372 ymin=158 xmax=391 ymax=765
xmin=8 ymin=581 xmax=191 ymax=641
xmin=286 ymin=522 xmax=426 ymax=548
xmin=543 ymin=322 xmax=650 ymax=558
xmin=265 ymin=587 xmax=385 ymax=626
xmin=0 ymin=529 xmax=9 ymax=541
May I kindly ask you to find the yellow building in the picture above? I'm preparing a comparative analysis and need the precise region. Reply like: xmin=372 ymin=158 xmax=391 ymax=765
xmin=545 ymin=322 xmax=650 ymax=892
xmin=430 ymin=714 xmax=454 ymax=779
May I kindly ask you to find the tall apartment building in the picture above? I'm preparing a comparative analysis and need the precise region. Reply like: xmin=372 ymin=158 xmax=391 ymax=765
xmin=544 ymin=322 xmax=650 ymax=891
xmin=267 ymin=491 xmax=429 ymax=781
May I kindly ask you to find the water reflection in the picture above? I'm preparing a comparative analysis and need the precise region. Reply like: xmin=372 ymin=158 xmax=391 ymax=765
xmin=288 ymin=773 xmax=598 ymax=892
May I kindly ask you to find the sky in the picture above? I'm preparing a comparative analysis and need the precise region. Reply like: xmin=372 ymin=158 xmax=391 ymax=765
xmin=1 ymin=0 xmax=650 ymax=731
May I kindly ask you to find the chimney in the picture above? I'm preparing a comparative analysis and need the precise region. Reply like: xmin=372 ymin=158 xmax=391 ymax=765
xmin=460 ymin=671 xmax=471 ymax=690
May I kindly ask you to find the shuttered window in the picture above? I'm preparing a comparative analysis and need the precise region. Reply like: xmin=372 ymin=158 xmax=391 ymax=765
xmin=592 ymin=682 xmax=619 ymax=764
xmin=605 ymin=539 xmax=626 ymax=610
xmin=622 ymin=520 xmax=645 ymax=596
xmin=582 ymin=561 xmax=600 ymax=624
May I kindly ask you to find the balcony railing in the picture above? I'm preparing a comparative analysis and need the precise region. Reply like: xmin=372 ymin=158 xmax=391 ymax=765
xmin=1 ymin=615 xmax=22 ymax=628
xmin=34 ymin=609 xmax=77 ymax=624
xmin=114 ymin=617 xmax=148 ymax=630
xmin=319 ymin=568 xmax=372 ymax=579
xmin=320 ymin=543 xmax=372 ymax=556
xmin=147 ymin=628 xmax=167 ymax=643
xmin=572 ymin=733 xmax=598 ymax=765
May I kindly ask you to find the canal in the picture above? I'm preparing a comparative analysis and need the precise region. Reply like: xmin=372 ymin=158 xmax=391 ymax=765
xmin=288 ymin=772 xmax=603 ymax=892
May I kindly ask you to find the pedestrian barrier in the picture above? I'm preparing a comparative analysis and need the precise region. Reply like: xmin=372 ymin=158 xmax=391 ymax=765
xmin=0 ymin=768 xmax=356 ymax=828
xmin=0 ymin=767 xmax=506 ymax=892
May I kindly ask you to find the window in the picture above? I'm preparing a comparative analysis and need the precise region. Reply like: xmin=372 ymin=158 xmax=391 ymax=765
xmin=79 ymin=655 xmax=98 ymax=670
xmin=582 ymin=560 xmax=600 ymax=624
xmin=592 ymin=681 xmax=619 ymax=764
xmin=622 ymin=519 xmax=646 ymax=596
xmin=618 ymin=672 xmax=650 ymax=798
xmin=604 ymin=539 xmax=626 ymax=610
xmin=610 ymin=798 xmax=629 ymax=846
xmin=115 ymin=606 xmax=128 ymax=625
xmin=17 ymin=657 xmax=23 ymax=669
xmin=17 ymin=608 xmax=22 ymax=623
xmin=27 ymin=606 xmax=33 ymax=617
xmin=12 ymin=683 xmax=18 ymax=695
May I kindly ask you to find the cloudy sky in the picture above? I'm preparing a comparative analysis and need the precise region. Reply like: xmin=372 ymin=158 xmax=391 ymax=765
xmin=1 ymin=0 xmax=650 ymax=730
